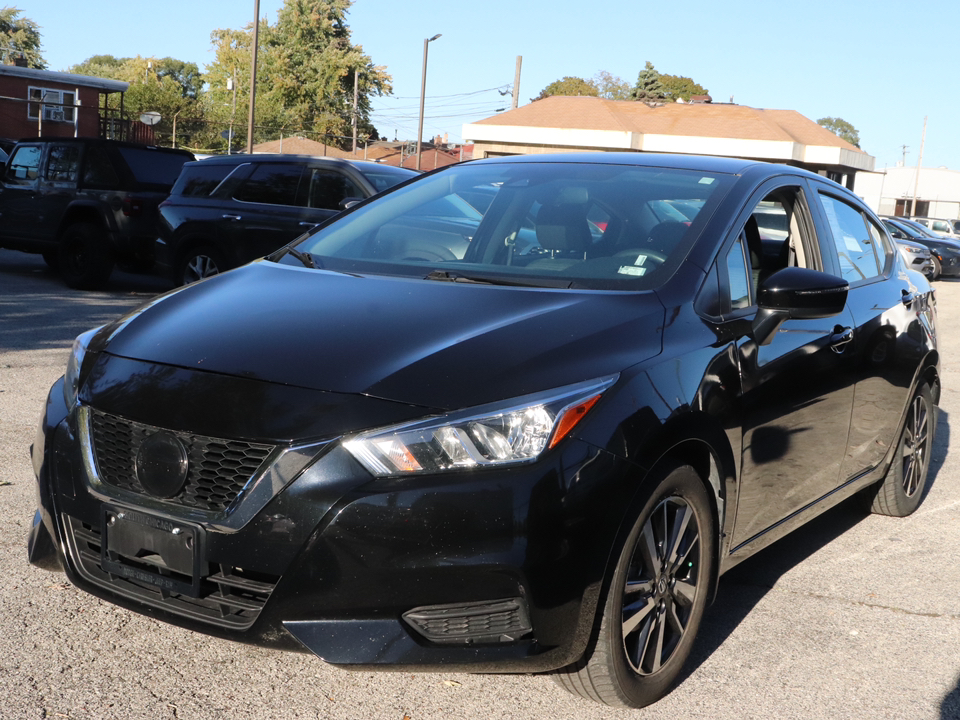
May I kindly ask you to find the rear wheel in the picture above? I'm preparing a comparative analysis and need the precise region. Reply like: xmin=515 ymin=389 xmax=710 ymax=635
xmin=554 ymin=464 xmax=715 ymax=708
xmin=178 ymin=245 xmax=226 ymax=285
xmin=867 ymin=383 xmax=934 ymax=517
xmin=58 ymin=222 xmax=114 ymax=289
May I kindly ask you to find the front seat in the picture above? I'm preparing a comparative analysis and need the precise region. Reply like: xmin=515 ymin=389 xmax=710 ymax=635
xmin=529 ymin=203 xmax=592 ymax=270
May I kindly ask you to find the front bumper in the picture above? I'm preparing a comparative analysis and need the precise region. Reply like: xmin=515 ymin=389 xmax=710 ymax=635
xmin=30 ymin=377 xmax=635 ymax=673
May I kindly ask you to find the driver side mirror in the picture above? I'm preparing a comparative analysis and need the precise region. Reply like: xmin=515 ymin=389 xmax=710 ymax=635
xmin=752 ymin=267 xmax=848 ymax=346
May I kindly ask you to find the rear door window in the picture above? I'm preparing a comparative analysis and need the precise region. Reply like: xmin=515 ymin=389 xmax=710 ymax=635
xmin=45 ymin=144 xmax=81 ymax=182
xmin=819 ymin=194 xmax=889 ymax=282
xmin=234 ymin=164 xmax=307 ymax=206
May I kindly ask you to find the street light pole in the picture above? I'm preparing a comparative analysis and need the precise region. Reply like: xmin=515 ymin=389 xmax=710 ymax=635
xmin=416 ymin=34 xmax=441 ymax=171
xmin=246 ymin=0 xmax=260 ymax=154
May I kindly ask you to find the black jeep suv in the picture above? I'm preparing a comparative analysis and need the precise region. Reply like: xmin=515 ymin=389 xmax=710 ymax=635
xmin=155 ymin=154 xmax=417 ymax=285
xmin=0 ymin=138 xmax=195 ymax=289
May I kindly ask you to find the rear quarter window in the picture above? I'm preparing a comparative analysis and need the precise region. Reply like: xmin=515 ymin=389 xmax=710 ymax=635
xmin=171 ymin=163 xmax=235 ymax=197
xmin=116 ymin=147 xmax=194 ymax=187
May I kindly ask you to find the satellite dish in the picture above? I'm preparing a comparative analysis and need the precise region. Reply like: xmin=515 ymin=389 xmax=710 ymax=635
xmin=140 ymin=111 xmax=161 ymax=126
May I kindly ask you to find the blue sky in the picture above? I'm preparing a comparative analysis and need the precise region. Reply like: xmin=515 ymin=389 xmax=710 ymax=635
xmin=17 ymin=0 xmax=960 ymax=171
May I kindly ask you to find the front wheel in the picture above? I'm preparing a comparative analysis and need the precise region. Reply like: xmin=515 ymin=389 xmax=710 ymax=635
xmin=931 ymin=255 xmax=942 ymax=280
xmin=58 ymin=222 xmax=114 ymax=290
xmin=867 ymin=383 xmax=935 ymax=517
xmin=554 ymin=464 xmax=716 ymax=708
xmin=178 ymin=245 xmax=226 ymax=285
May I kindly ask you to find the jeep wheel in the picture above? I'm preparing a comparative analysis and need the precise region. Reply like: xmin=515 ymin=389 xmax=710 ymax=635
xmin=178 ymin=245 xmax=226 ymax=285
xmin=59 ymin=222 xmax=114 ymax=290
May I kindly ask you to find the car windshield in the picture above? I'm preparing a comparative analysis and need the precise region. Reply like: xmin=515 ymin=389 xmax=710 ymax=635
xmin=288 ymin=161 xmax=733 ymax=290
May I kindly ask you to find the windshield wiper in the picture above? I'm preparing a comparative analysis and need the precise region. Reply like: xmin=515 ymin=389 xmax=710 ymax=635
xmin=423 ymin=269 xmax=570 ymax=288
xmin=284 ymin=247 xmax=318 ymax=269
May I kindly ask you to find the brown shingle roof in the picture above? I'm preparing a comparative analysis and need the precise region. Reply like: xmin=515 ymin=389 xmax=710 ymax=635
xmin=474 ymin=96 xmax=862 ymax=152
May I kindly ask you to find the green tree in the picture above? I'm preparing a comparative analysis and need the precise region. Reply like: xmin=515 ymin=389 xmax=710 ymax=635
xmin=660 ymin=74 xmax=709 ymax=103
xmin=532 ymin=76 xmax=599 ymax=101
xmin=205 ymin=0 xmax=391 ymax=150
xmin=631 ymin=61 xmax=665 ymax=102
xmin=0 ymin=6 xmax=45 ymax=69
xmin=68 ymin=55 xmax=204 ymax=148
xmin=817 ymin=117 xmax=860 ymax=148
xmin=593 ymin=71 xmax=631 ymax=100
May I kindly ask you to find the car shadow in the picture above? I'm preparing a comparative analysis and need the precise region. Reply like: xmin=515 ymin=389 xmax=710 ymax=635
xmin=678 ymin=404 xmax=951 ymax=685
xmin=0 ymin=249 xmax=174 ymax=354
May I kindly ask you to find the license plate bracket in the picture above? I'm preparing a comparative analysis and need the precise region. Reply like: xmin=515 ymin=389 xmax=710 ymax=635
xmin=100 ymin=505 xmax=205 ymax=597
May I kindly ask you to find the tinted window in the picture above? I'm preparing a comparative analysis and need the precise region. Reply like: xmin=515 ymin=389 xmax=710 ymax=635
xmin=235 ymin=164 xmax=306 ymax=206
xmin=82 ymin=146 xmax=119 ymax=188
xmin=5 ymin=145 xmax=41 ymax=185
xmin=45 ymin=145 xmax=81 ymax=182
xmin=308 ymin=169 xmax=364 ymax=210
xmin=172 ymin=163 xmax=235 ymax=197
xmin=359 ymin=165 xmax=417 ymax=192
xmin=820 ymin=194 xmax=882 ymax=281
xmin=116 ymin=147 xmax=193 ymax=186
xmin=726 ymin=237 xmax=751 ymax=310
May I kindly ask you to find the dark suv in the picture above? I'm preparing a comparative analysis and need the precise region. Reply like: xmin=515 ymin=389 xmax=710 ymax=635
xmin=0 ymin=138 xmax=195 ymax=288
xmin=156 ymin=154 xmax=417 ymax=284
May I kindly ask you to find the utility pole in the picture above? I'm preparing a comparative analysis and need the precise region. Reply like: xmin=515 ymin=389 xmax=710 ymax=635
xmin=910 ymin=117 xmax=927 ymax=217
xmin=512 ymin=56 xmax=522 ymax=110
xmin=246 ymin=0 xmax=260 ymax=155
xmin=352 ymin=69 xmax=359 ymax=154
xmin=900 ymin=145 xmax=909 ymax=166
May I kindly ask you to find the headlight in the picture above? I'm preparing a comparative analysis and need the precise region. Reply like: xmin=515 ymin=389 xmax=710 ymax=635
xmin=63 ymin=327 xmax=101 ymax=410
xmin=901 ymin=246 xmax=925 ymax=254
xmin=343 ymin=375 xmax=618 ymax=477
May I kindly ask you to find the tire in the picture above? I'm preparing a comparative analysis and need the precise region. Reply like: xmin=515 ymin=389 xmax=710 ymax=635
xmin=867 ymin=383 xmax=935 ymax=517
xmin=178 ymin=245 xmax=226 ymax=285
xmin=58 ymin=222 xmax=114 ymax=290
xmin=554 ymin=464 xmax=716 ymax=708
xmin=931 ymin=255 xmax=941 ymax=280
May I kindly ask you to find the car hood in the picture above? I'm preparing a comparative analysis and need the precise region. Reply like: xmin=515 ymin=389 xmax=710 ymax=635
xmin=97 ymin=261 xmax=665 ymax=410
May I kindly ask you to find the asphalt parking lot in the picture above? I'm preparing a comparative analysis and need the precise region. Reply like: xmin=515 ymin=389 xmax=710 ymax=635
xmin=1 ymin=247 xmax=959 ymax=720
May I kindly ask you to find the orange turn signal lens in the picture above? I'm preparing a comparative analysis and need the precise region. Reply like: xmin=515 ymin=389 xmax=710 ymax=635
xmin=548 ymin=394 xmax=602 ymax=449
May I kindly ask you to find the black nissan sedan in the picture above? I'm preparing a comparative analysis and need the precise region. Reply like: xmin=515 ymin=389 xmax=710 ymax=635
xmin=29 ymin=153 xmax=939 ymax=708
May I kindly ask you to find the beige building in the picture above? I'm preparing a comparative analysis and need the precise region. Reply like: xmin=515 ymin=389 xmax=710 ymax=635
xmin=463 ymin=96 xmax=873 ymax=189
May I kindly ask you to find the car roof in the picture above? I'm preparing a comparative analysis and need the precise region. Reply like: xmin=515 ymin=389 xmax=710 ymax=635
xmin=189 ymin=153 xmax=395 ymax=170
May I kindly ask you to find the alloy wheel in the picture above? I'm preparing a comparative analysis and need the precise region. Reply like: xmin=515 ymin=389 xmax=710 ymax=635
xmin=621 ymin=496 xmax=701 ymax=675
xmin=901 ymin=394 xmax=930 ymax=497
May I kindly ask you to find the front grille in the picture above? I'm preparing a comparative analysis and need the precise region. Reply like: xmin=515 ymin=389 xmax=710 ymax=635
xmin=403 ymin=598 xmax=532 ymax=645
xmin=89 ymin=409 xmax=275 ymax=512
xmin=64 ymin=515 xmax=278 ymax=629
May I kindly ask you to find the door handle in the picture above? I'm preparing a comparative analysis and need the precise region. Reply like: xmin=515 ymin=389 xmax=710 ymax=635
xmin=222 ymin=214 xmax=242 ymax=221
xmin=830 ymin=326 xmax=853 ymax=353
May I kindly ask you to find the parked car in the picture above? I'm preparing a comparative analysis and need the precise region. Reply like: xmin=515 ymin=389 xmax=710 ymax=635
xmin=894 ymin=236 xmax=935 ymax=279
xmin=882 ymin=216 xmax=960 ymax=278
xmin=156 ymin=154 xmax=417 ymax=285
xmin=30 ymin=153 xmax=939 ymax=709
xmin=0 ymin=138 xmax=195 ymax=288
xmin=910 ymin=216 xmax=960 ymax=239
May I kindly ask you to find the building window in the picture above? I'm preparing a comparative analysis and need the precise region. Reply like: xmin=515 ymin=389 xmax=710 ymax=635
xmin=27 ymin=87 xmax=76 ymax=123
